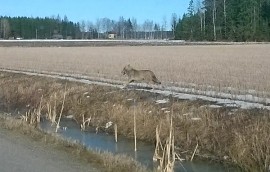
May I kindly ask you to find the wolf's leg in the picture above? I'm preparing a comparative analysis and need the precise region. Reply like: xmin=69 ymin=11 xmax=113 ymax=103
xmin=123 ymin=79 xmax=134 ymax=88
xmin=150 ymin=80 xmax=156 ymax=85
xmin=151 ymin=77 xmax=159 ymax=84
xmin=153 ymin=78 xmax=161 ymax=84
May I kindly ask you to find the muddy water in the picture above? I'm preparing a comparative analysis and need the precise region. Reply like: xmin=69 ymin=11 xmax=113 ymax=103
xmin=40 ymin=118 xmax=237 ymax=172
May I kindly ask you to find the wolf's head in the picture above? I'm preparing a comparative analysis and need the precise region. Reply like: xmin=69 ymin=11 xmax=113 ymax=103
xmin=121 ymin=64 xmax=132 ymax=75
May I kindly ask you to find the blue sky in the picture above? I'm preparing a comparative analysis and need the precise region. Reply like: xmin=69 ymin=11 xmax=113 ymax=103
xmin=0 ymin=0 xmax=189 ymax=26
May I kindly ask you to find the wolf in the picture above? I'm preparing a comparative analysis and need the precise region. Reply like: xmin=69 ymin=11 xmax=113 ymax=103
xmin=121 ymin=64 xmax=161 ymax=87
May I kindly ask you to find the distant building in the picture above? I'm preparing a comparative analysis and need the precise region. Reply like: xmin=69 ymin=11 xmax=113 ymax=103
xmin=66 ymin=36 xmax=73 ymax=40
xmin=107 ymin=31 xmax=117 ymax=39
xmin=52 ymin=34 xmax=63 ymax=39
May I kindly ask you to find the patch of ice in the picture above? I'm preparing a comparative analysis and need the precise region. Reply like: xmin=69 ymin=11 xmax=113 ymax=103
xmin=231 ymin=109 xmax=238 ymax=112
xmin=183 ymin=112 xmax=193 ymax=116
xmin=105 ymin=121 xmax=113 ymax=129
xmin=228 ymin=112 xmax=234 ymax=115
xmin=191 ymin=117 xmax=201 ymax=121
xmin=223 ymin=155 xmax=229 ymax=160
xmin=65 ymin=115 xmax=74 ymax=119
xmin=207 ymin=105 xmax=223 ymax=108
xmin=155 ymin=99 xmax=169 ymax=104
xmin=248 ymin=90 xmax=256 ymax=94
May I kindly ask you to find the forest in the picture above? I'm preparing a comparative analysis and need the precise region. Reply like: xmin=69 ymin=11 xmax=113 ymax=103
xmin=0 ymin=15 xmax=170 ymax=40
xmin=0 ymin=15 xmax=91 ymax=39
xmin=175 ymin=0 xmax=270 ymax=41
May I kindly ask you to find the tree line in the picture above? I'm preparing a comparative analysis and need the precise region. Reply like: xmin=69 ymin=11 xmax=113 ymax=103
xmin=3 ymin=0 xmax=269 ymax=42
xmin=0 ymin=15 xmax=172 ymax=40
xmin=0 ymin=16 xmax=80 ymax=39
xmin=174 ymin=0 xmax=270 ymax=41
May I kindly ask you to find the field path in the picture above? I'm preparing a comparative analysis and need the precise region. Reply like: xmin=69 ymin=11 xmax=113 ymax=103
xmin=1 ymin=44 xmax=270 ymax=94
xmin=0 ymin=127 xmax=99 ymax=172
xmin=1 ymin=68 xmax=270 ymax=110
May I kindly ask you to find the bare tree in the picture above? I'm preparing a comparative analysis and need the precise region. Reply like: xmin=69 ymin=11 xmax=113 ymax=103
xmin=223 ymin=0 xmax=227 ymax=38
xmin=148 ymin=20 xmax=154 ymax=39
xmin=162 ymin=16 xmax=167 ymax=39
xmin=171 ymin=13 xmax=178 ymax=38
xmin=87 ymin=21 xmax=94 ymax=39
xmin=154 ymin=23 xmax=161 ymax=39
xmin=142 ymin=20 xmax=154 ymax=39
xmin=0 ymin=18 xmax=10 ymax=39
xmin=118 ymin=16 xmax=125 ymax=39
xmin=131 ymin=18 xmax=138 ymax=39
xmin=101 ymin=18 xmax=113 ymax=34
xmin=80 ymin=20 xmax=86 ymax=39
xmin=142 ymin=21 xmax=148 ymax=39
xmin=95 ymin=18 xmax=101 ymax=39
xmin=212 ymin=0 xmax=217 ymax=40
xmin=195 ymin=0 xmax=203 ymax=33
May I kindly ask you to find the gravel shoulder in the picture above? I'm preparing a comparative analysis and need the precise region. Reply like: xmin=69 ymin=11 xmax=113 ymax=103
xmin=0 ymin=127 xmax=99 ymax=172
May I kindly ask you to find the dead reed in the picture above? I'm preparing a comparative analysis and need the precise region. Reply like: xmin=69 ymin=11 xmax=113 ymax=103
xmin=154 ymin=114 xmax=179 ymax=172
xmin=55 ymin=84 xmax=67 ymax=132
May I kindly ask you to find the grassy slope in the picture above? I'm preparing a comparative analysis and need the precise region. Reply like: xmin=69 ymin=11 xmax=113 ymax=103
xmin=0 ymin=71 xmax=269 ymax=171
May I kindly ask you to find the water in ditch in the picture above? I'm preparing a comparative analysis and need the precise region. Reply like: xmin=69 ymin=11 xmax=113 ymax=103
xmin=40 ymin=118 xmax=237 ymax=172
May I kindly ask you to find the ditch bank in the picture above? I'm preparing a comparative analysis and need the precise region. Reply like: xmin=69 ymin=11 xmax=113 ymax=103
xmin=0 ymin=114 xmax=147 ymax=172
xmin=0 ymin=71 xmax=269 ymax=171
xmin=0 ymin=116 xmax=100 ymax=172
xmin=1 ymin=40 xmax=265 ymax=47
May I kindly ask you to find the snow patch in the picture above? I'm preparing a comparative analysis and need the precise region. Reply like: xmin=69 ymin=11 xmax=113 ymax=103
xmin=191 ymin=117 xmax=202 ymax=121
xmin=156 ymin=99 xmax=169 ymax=104
xmin=1 ymin=68 xmax=270 ymax=111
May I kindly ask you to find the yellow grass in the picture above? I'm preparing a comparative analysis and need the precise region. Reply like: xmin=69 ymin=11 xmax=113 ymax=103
xmin=0 ymin=44 xmax=270 ymax=94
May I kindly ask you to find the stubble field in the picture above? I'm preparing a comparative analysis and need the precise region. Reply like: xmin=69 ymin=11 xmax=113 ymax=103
xmin=0 ymin=44 xmax=270 ymax=97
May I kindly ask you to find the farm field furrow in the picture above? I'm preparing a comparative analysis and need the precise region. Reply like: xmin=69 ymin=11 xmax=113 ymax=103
xmin=0 ymin=44 xmax=270 ymax=98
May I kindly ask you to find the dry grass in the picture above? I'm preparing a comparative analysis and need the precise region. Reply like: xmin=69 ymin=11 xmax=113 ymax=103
xmin=0 ymin=44 xmax=270 ymax=96
xmin=0 ymin=71 xmax=270 ymax=171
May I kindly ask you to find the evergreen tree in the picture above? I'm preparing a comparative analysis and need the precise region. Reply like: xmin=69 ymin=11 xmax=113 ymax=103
xmin=175 ymin=0 xmax=270 ymax=41
xmin=0 ymin=16 xmax=79 ymax=39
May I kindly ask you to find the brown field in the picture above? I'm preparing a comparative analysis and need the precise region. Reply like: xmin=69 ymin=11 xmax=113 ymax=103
xmin=0 ymin=44 xmax=270 ymax=95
